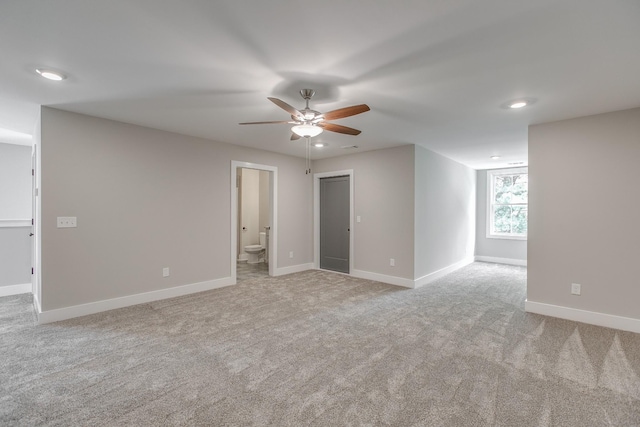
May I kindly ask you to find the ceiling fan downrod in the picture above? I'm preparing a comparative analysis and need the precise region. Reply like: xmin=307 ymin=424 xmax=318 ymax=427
xmin=299 ymin=89 xmax=315 ymax=110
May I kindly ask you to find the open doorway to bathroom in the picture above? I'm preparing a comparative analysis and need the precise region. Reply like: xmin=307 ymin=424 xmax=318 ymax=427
xmin=237 ymin=167 xmax=270 ymax=281
xmin=230 ymin=161 xmax=277 ymax=284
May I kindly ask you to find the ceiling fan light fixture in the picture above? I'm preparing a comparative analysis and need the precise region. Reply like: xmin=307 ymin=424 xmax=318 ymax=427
xmin=313 ymin=142 xmax=326 ymax=148
xmin=291 ymin=124 xmax=323 ymax=138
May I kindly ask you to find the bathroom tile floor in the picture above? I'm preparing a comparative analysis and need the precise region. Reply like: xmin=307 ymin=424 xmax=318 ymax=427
xmin=236 ymin=261 xmax=269 ymax=282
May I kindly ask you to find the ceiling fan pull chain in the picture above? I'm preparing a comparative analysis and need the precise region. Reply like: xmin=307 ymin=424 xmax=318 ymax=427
xmin=304 ymin=137 xmax=309 ymax=175
xmin=309 ymin=137 xmax=311 ymax=174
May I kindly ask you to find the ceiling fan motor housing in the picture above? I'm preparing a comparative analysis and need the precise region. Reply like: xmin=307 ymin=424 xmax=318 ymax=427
xmin=300 ymin=89 xmax=315 ymax=100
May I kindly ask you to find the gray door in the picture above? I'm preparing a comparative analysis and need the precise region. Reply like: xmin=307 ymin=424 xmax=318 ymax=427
xmin=320 ymin=176 xmax=350 ymax=273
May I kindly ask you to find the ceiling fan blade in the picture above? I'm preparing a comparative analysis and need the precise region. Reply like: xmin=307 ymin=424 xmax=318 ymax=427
xmin=239 ymin=120 xmax=292 ymax=125
xmin=322 ymin=104 xmax=370 ymax=121
xmin=290 ymin=133 xmax=301 ymax=141
xmin=268 ymin=97 xmax=303 ymax=118
xmin=319 ymin=122 xmax=362 ymax=135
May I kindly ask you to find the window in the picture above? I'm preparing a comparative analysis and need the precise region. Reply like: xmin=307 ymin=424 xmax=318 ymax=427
xmin=487 ymin=167 xmax=528 ymax=239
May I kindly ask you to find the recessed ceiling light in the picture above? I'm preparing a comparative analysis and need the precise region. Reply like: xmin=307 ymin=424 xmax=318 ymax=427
xmin=509 ymin=101 xmax=527 ymax=109
xmin=501 ymin=97 xmax=537 ymax=110
xmin=36 ymin=68 xmax=66 ymax=81
xmin=490 ymin=155 xmax=501 ymax=160
xmin=313 ymin=142 xmax=326 ymax=148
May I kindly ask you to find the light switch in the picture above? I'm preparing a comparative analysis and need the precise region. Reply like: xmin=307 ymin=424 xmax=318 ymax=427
xmin=57 ymin=217 xmax=77 ymax=228
xmin=357 ymin=216 xmax=361 ymax=223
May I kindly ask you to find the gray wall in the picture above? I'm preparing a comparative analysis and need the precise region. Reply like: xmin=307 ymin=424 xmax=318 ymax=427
xmin=0 ymin=143 xmax=32 ymax=219
xmin=40 ymin=107 xmax=312 ymax=311
xmin=414 ymin=146 xmax=476 ymax=279
xmin=0 ymin=227 xmax=31 ymax=288
xmin=313 ymin=145 xmax=415 ymax=280
xmin=528 ymin=107 xmax=640 ymax=320
xmin=475 ymin=169 xmax=527 ymax=261
xmin=0 ymin=142 xmax=32 ymax=288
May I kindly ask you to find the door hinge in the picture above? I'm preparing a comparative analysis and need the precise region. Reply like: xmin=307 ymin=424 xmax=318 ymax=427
xmin=32 ymin=169 xmax=34 ymax=176
xmin=31 ymin=267 xmax=34 ymax=275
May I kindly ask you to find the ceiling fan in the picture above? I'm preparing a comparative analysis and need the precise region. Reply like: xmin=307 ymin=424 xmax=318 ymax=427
xmin=239 ymin=89 xmax=370 ymax=140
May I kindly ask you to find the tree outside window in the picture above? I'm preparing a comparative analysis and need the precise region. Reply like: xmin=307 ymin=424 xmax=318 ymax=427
xmin=488 ymin=168 xmax=527 ymax=239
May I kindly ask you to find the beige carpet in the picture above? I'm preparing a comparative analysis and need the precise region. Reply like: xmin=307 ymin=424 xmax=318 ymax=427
xmin=1 ymin=262 xmax=639 ymax=426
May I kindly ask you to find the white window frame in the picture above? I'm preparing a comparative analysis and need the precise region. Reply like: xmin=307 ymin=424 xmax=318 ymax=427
xmin=486 ymin=167 xmax=528 ymax=240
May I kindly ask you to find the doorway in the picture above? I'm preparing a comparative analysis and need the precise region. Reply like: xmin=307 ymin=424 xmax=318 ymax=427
xmin=230 ymin=161 xmax=277 ymax=284
xmin=314 ymin=170 xmax=354 ymax=274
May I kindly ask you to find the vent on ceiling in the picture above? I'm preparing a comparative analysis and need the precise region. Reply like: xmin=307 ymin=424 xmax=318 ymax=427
xmin=508 ymin=161 xmax=525 ymax=166
xmin=341 ymin=145 xmax=359 ymax=150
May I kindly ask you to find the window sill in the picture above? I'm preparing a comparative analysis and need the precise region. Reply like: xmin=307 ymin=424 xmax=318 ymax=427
xmin=486 ymin=234 xmax=527 ymax=241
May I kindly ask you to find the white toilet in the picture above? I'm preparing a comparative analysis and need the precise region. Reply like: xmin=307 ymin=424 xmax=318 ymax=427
xmin=244 ymin=232 xmax=266 ymax=264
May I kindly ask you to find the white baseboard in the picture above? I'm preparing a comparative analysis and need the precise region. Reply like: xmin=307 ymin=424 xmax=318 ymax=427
xmin=525 ymin=300 xmax=640 ymax=334
xmin=351 ymin=257 xmax=474 ymax=289
xmin=475 ymin=256 xmax=527 ymax=266
xmin=37 ymin=277 xmax=234 ymax=324
xmin=351 ymin=269 xmax=414 ymax=288
xmin=414 ymin=257 xmax=475 ymax=288
xmin=0 ymin=283 xmax=32 ymax=297
xmin=273 ymin=263 xmax=314 ymax=277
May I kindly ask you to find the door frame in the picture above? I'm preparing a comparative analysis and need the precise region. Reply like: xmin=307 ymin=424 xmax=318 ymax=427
xmin=230 ymin=161 xmax=278 ymax=283
xmin=32 ymin=143 xmax=42 ymax=312
xmin=314 ymin=169 xmax=354 ymax=273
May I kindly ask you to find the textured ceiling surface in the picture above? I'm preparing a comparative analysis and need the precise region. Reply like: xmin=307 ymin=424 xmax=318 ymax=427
xmin=1 ymin=0 xmax=639 ymax=168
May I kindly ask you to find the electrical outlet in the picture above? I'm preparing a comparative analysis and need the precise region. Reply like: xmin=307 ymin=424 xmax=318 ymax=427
xmin=390 ymin=258 xmax=395 ymax=267
xmin=163 ymin=267 xmax=170 ymax=278
xmin=571 ymin=283 xmax=581 ymax=295
xmin=289 ymin=251 xmax=294 ymax=259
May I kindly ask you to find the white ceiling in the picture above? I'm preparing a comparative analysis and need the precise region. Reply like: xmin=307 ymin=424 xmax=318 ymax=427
xmin=1 ymin=0 xmax=639 ymax=169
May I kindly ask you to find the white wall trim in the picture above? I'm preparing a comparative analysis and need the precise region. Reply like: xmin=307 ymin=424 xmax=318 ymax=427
xmin=352 ymin=269 xmax=414 ymax=288
xmin=231 ymin=161 xmax=278 ymax=284
xmin=37 ymin=277 xmax=234 ymax=324
xmin=0 ymin=219 xmax=31 ymax=228
xmin=414 ymin=257 xmax=475 ymax=288
xmin=0 ymin=283 xmax=32 ymax=297
xmin=313 ymin=170 xmax=354 ymax=274
xmin=33 ymin=292 xmax=41 ymax=322
xmin=525 ymin=300 xmax=640 ymax=334
xmin=273 ymin=263 xmax=314 ymax=277
xmin=352 ymin=258 xmax=475 ymax=289
xmin=33 ymin=141 xmax=42 ymax=318
xmin=475 ymin=255 xmax=527 ymax=266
